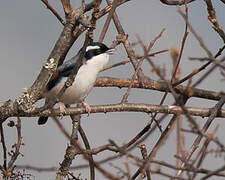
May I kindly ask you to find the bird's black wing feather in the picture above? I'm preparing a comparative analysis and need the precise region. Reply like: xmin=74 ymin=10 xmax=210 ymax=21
xmin=47 ymin=51 xmax=81 ymax=90
xmin=58 ymin=51 xmax=81 ymax=76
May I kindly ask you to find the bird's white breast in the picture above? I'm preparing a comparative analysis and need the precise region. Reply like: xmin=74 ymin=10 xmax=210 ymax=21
xmin=46 ymin=53 xmax=109 ymax=105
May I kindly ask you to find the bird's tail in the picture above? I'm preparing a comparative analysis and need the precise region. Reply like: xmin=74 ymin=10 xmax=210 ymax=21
xmin=38 ymin=116 xmax=49 ymax=125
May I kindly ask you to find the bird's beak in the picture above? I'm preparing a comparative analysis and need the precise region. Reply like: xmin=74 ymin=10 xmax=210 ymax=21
xmin=106 ymin=48 xmax=115 ymax=55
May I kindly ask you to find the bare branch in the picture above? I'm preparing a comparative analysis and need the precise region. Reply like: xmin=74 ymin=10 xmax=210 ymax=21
xmin=191 ymin=125 xmax=219 ymax=179
xmin=98 ymin=0 xmax=119 ymax=42
xmin=106 ymin=0 xmax=147 ymax=84
xmin=178 ymin=8 xmax=225 ymax=70
xmin=200 ymin=164 xmax=225 ymax=180
xmin=79 ymin=126 xmax=95 ymax=180
xmin=204 ymin=0 xmax=225 ymax=43
xmin=61 ymin=0 xmax=72 ymax=15
xmin=33 ymin=103 xmax=225 ymax=119
xmin=176 ymin=95 xmax=225 ymax=176
xmin=121 ymin=29 xmax=165 ymax=103
xmin=0 ymin=123 xmax=7 ymax=171
xmin=8 ymin=117 xmax=23 ymax=170
xmin=160 ymin=0 xmax=196 ymax=6
xmin=138 ymin=144 xmax=151 ymax=180
xmin=41 ymin=0 xmax=65 ymax=25
xmin=95 ymin=77 xmax=222 ymax=101
xmin=101 ymin=49 xmax=169 ymax=72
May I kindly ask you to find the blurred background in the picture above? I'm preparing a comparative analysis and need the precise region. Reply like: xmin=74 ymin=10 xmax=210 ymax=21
xmin=0 ymin=0 xmax=224 ymax=179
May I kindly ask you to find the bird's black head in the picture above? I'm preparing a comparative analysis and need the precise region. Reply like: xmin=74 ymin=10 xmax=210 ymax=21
xmin=85 ymin=42 xmax=110 ymax=60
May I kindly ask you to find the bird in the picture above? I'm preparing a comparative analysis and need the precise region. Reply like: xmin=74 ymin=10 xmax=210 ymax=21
xmin=38 ymin=42 xmax=113 ymax=125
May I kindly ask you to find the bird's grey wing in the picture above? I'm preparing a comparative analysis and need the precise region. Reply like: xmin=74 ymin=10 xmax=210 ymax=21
xmin=46 ymin=53 xmax=81 ymax=90
xmin=57 ymin=51 xmax=81 ymax=77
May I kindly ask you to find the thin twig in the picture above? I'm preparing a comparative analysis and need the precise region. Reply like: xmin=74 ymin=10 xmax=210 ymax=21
xmin=191 ymin=125 xmax=219 ymax=179
xmin=98 ymin=0 xmax=119 ymax=42
xmin=41 ymin=0 xmax=65 ymax=25
xmin=131 ymin=115 xmax=178 ymax=179
xmin=170 ymin=47 xmax=185 ymax=171
xmin=121 ymin=29 xmax=165 ymax=103
xmin=204 ymin=0 xmax=225 ymax=43
xmin=171 ymin=4 xmax=188 ymax=83
xmin=73 ymin=141 xmax=120 ymax=180
xmin=79 ymin=125 xmax=95 ymax=180
xmin=0 ymin=122 xmax=7 ymax=170
xmin=181 ymin=127 xmax=225 ymax=152
xmin=173 ymin=49 xmax=225 ymax=87
xmin=138 ymin=144 xmax=151 ymax=180
xmin=192 ymin=47 xmax=225 ymax=87
xmin=178 ymin=8 xmax=225 ymax=70
xmin=106 ymin=0 xmax=146 ymax=83
xmin=200 ymin=164 xmax=225 ymax=180
xmin=176 ymin=95 xmax=225 ymax=176
xmin=100 ymin=49 xmax=169 ymax=72
xmin=8 ymin=117 xmax=23 ymax=170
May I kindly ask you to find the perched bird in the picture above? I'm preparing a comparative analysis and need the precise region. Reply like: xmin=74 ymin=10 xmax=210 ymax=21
xmin=38 ymin=42 xmax=113 ymax=125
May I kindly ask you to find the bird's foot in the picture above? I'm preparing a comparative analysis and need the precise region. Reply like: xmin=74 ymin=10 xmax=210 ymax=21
xmin=82 ymin=102 xmax=91 ymax=116
xmin=59 ymin=102 xmax=66 ymax=117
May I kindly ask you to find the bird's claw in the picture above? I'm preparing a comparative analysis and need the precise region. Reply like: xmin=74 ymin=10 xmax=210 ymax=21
xmin=82 ymin=102 xmax=91 ymax=116
xmin=59 ymin=102 xmax=66 ymax=117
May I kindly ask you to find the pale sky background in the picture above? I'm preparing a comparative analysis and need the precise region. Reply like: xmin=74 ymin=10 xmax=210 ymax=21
xmin=0 ymin=0 xmax=225 ymax=179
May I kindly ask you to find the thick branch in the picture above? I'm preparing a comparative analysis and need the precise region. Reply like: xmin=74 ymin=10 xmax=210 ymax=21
xmin=16 ymin=103 xmax=225 ymax=118
xmin=95 ymin=77 xmax=222 ymax=101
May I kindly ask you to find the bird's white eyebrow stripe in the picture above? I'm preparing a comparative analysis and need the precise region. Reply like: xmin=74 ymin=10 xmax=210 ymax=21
xmin=86 ymin=45 xmax=100 ymax=52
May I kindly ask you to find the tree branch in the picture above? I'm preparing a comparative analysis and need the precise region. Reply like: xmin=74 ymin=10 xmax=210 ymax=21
xmin=61 ymin=0 xmax=72 ymax=15
xmin=18 ymin=103 xmax=225 ymax=118
xmin=41 ymin=0 xmax=65 ymax=25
